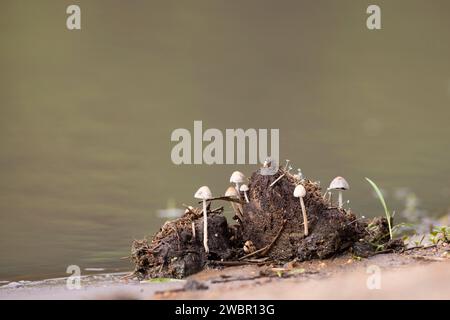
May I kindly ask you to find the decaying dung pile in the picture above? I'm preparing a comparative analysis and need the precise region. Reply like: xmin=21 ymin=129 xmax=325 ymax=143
xmin=131 ymin=167 xmax=398 ymax=279
xmin=131 ymin=207 xmax=238 ymax=279
xmin=240 ymin=171 xmax=367 ymax=261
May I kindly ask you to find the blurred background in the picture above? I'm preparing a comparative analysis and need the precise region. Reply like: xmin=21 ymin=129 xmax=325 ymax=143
xmin=1 ymin=0 xmax=449 ymax=281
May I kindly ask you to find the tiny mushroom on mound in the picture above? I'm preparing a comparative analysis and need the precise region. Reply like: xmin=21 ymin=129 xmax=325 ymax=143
xmin=194 ymin=186 xmax=213 ymax=253
xmin=328 ymin=176 xmax=350 ymax=209
xmin=225 ymin=185 xmax=239 ymax=198
xmin=243 ymin=240 xmax=256 ymax=254
xmin=225 ymin=186 xmax=242 ymax=220
xmin=230 ymin=171 xmax=246 ymax=198
xmin=263 ymin=157 xmax=272 ymax=168
xmin=293 ymin=185 xmax=309 ymax=236
xmin=294 ymin=168 xmax=304 ymax=180
xmin=240 ymin=184 xmax=250 ymax=203
xmin=260 ymin=157 xmax=278 ymax=176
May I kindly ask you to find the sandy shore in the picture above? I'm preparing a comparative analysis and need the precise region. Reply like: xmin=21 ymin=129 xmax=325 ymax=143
xmin=1 ymin=245 xmax=448 ymax=300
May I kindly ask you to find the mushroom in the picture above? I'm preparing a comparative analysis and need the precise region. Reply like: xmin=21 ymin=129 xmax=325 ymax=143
xmin=230 ymin=171 xmax=246 ymax=198
xmin=328 ymin=176 xmax=350 ymax=209
xmin=194 ymin=186 xmax=213 ymax=253
xmin=225 ymin=186 xmax=242 ymax=220
xmin=263 ymin=157 xmax=272 ymax=168
xmin=260 ymin=157 xmax=278 ymax=176
xmin=293 ymin=185 xmax=309 ymax=236
xmin=243 ymin=240 xmax=256 ymax=254
xmin=294 ymin=168 xmax=303 ymax=180
xmin=284 ymin=159 xmax=290 ymax=170
xmin=240 ymin=184 xmax=249 ymax=203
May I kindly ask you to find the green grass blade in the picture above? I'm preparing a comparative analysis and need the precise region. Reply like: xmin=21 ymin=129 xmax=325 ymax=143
xmin=365 ymin=177 xmax=393 ymax=240
xmin=140 ymin=278 xmax=185 ymax=284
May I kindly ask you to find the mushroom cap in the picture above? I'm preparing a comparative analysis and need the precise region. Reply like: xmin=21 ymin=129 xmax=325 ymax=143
xmin=225 ymin=186 xmax=239 ymax=198
xmin=293 ymin=185 xmax=306 ymax=198
xmin=329 ymin=176 xmax=350 ymax=190
xmin=239 ymin=184 xmax=249 ymax=192
xmin=230 ymin=171 xmax=246 ymax=184
xmin=194 ymin=186 xmax=212 ymax=200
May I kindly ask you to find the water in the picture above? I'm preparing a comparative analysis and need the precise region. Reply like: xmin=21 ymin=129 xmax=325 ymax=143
xmin=1 ymin=0 xmax=449 ymax=281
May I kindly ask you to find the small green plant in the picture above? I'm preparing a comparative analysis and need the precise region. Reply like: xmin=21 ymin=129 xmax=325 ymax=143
xmin=140 ymin=278 xmax=184 ymax=283
xmin=429 ymin=226 xmax=450 ymax=245
xmin=415 ymin=234 xmax=425 ymax=247
xmin=365 ymin=177 xmax=393 ymax=240
xmin=352 ymin=255 xmax=363 ymax=261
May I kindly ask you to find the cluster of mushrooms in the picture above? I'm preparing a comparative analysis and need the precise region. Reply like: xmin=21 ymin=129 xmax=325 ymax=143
xmin=193 ymin=161 xmax=351 ymax=254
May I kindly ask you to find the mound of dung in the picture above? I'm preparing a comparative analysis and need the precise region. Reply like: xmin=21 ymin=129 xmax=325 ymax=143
xmin=131 ymin=207 xmax=236 ymax=279
xmin=241 ymin=170 xmax=367 ymax=261
xmin=131 ymin=167 xmax=399 ymax=279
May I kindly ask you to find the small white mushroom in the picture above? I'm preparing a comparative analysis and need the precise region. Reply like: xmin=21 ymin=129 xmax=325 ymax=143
xmin=293 ymin=185 xmax=309 ymax=236
xmin=225 ymin=186 xmax=242 ymax=220
xmin=230 ymin=171 xmax=246 ymax=198
xmin=260 ymin=157 xmax=278 ymax=176
xmin=328 ymin=176 xmax=350 ymax=209
xmin=243 ymin=240 xmax=256 ymax=254
xmin=194 ymin=186 xmax=213 ymax=253
xmin=240 ymin=184 xmax=250 ymax=203
xmin=294 ymin=168 xmax=303 ymax=180
xmin=263 ymin=157 xmax=272 ymax=168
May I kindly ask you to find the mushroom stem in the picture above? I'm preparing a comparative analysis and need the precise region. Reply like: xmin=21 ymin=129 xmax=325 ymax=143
xmin=191 ymin=222 xmax=196 ymax=240
xmin=299 ymin=198 xmax=309 ymax=236
xmin=243 ymin=191 xmax=249 ymax=203
xmin=202 ymin=200 xmax=209 ymax=253
xmin=235 ymin=183 xmax=241 ymax=199
xmin=338 ymin=191 xmax=343 ymax=209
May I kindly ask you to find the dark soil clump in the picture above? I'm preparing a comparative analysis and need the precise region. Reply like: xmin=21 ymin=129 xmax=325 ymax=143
xmin=131 ymin=208 xmax=234 ymax=279
xmin=131 ymin=167 xmax=401 ymax=279
xmin=241 ymin=170 xmax=367 ymax=261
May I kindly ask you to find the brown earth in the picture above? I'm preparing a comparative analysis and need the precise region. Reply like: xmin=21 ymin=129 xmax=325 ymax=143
xmin=153 ymin=244 xmax=450 ymax=300
xmin=1 ymin=244 xmax=447 ymax=299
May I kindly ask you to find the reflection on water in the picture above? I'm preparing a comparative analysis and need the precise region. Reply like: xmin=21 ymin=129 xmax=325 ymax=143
xmin=1 ymin=0 xmax=450 ymax=280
